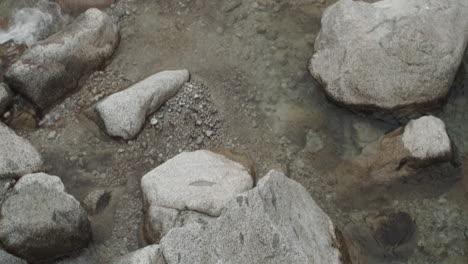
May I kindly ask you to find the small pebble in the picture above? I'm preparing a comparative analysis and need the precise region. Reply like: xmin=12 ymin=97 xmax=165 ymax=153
xmin=47 ymin=131 xmax=57 ymax=140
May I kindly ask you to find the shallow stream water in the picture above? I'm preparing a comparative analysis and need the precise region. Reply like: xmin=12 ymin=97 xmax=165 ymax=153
xmin=1 ymin=0 xmax=468 ymax=263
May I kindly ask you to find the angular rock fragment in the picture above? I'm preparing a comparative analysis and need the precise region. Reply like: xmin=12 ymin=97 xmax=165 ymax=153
xmin=0 ymin=173 xmax=91 ymax=263
xmin=93 ymin=70 xmax=189 ymax=140
xmin=141 ymin=150 xmax=254 ymax=242
xmin=112 ymin=245 xmax=166 ymax=264
xmin=0 ymin=122 xmax=43 ymax=179
xmin=5 ymin=8 xmax=119 ymax=110
xmin=310 ymin=0 xmax=468 ymax=115
xmin=161 ymin=170 xmax=346 ymax=264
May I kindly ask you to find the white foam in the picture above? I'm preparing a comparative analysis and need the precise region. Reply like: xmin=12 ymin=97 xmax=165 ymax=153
xmin=0 ymin=7 xmax=53 ymax=47
xmin=0 ymin=0 xmax=68 ymax=47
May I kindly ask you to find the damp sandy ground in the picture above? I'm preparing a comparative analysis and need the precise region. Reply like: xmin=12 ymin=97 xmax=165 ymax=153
xmin=2 ymin=0 xmax=468 ymax=263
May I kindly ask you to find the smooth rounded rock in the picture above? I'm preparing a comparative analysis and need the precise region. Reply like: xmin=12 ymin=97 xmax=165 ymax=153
xmin=5 ymin=8 xmax=119 ymax=110
xmin=0 ymin=173 xmax=91 ymax=263
xmin=0 ymin=122 xmax=43 ymax=179
xmin=402 ymin=116 xmax=452 ymax=160
xmin=310 ymin=0 xmax=468 ymax=115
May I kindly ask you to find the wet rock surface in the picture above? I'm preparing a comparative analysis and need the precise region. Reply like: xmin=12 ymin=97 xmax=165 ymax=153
xmin=310 ymin=0 xmax=468 ymax=115
xmin=5 ymin=8 xmax=119 ymax=110
xmin=337 ymin=116 xmax=455 ymax=192
xmin=0 ymin=173 xmax=91 ymax=263
xmin=161 ymin=170 xmax=345 ymax=264
xmin=92 ymin=70 xmax=190 ymax=140
xmin=0 ymin=122 xmax=43 ymax=179
xmin=141 ymin=149 xmax=254 ymax=242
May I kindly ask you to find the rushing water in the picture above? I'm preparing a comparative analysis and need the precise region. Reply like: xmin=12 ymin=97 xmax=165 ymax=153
xmin=0 ymin=0 xmax=68 ymax=47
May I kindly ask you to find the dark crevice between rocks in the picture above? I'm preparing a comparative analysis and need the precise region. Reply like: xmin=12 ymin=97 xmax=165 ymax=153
xmin=333 ymin=228 xmax=353 ymax=264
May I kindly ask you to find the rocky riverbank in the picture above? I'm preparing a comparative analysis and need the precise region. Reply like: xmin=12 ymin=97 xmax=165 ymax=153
xmin=0 ymin=0 xmax=467 ymax=263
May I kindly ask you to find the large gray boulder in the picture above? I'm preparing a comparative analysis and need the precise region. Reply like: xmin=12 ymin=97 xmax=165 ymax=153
xmin=0 ymin=122 xmax=43 ymax=179
xmin=160 ymin=170 xmax=346 ymax=264
xmin=0 ymin=83 xmax=12 ymax=115
xmin=141 ymin=150 xmax=254 ymax=243
xmin=5 ymin=8 xmax=119 ymax=110
xmin=310 ymin=0 xmax=468 ymax=115
xmin=94 ymin=70 xmax=189 ymax=140
xmin=0 ymin=173 xmax=91 ymax=263
xmin=337 ymin=116 xmax=454 ymax=192
xmin=112 ymin=245 xmax=166 ymax=264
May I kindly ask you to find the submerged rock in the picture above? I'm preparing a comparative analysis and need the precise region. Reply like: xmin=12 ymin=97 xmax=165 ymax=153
xmin=310 ymin=0 xmax=468 ymax=116
xmin=5 ymin=8 xmax=119 ymax=110
xmin=367 ymin=211 xmax=415 ymax=250
xmin=94 ymin=70 xmax=189 ymax=140
xmin=82 ymin=189 xmax=111 ymax=215
xmin=304 ymin=129 xmax=324 ymax=154
xmin=337 ymin=116 xmax=454 ymax=192
xmin=141 ymin=150 xmax=254 ymax=242
xmin=112 ymin=245 xmax=165 ymax=264
xmin=0 ymin=83 xmax=12 ymax=115
xmin=161 ymin=170 xmax=346 ymax=264
xmin=0 ymin=173 xmax=91 ymax=263
xmin=0 ymin=122 xmax=43 ymax=179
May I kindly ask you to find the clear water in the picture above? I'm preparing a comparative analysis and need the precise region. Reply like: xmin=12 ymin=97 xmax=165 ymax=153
xmin=2 ymin=0 xmax=468 ymax=263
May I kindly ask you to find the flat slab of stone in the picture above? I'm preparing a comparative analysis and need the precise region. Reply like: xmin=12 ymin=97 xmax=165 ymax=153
xmin=0 ymin=173 xmax=91 ymax=263
xmin=141 ymin=150 xmax=254 ymax=242
xmin=0 ymin=122 xmax=43 ymax=179
xmin=161 ymin=170 xmax=344 ymax=264
xmin=5 ymin=8 xmax=119 ymax=110
xmin=94 ymin=70 xmax=189 ymax=140
xmin=142 ymin=150 xmax=254 ymax=217
xmin=309 ymin=0 xmax=468 ymax=115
